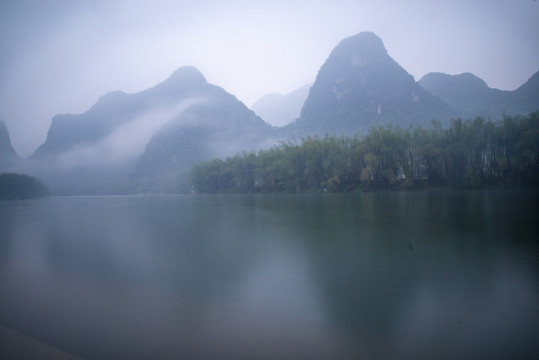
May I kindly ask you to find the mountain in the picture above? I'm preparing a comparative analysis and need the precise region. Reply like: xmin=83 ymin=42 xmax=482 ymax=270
xmin=29 ymin=67 xmax=274 ymax=194
xmin=418 ymin=71 xmax=539 ymax=119
xmin=132 ymin=82 xmax=275 ymax=192
xmin=289 ymin=32 xmax=455 ymax=136
xmin=509 ymin=71 xmax=539 ymax=114
xmin=0 ymin=120 xmax=20 ymax=170
xmin=20 ymin=32 xmax=539 ymax=194
xmin=251 ymin=84 xmax=311 ymax=127
xmin=32 ymin=66 xmax=209 ymax=159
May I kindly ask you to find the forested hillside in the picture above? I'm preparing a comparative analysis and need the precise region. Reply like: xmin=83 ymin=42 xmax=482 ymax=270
xmin=190 ymin=113 xmax=539 ymax=193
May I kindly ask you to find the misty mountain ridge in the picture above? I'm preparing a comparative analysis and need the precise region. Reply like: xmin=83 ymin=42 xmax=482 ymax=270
xmin=251 ymin=84 xmax=311 ymax=127
xmin=419 ymin=71 xmax=539 ymax=119
xmin=27 ymin=66 xmax=275 ymax=194
xmin=32 ymin=66 xmax=208 ymax=159
xmin=133 ymin=81 xmax=275 ymax=191
xmin=17 ymin=31 xmax=539 ymax=194
xmin=288 ymin=32 xmax=457 ymax=136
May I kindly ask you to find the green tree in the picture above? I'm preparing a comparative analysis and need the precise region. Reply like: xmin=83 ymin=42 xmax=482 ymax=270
xmin=188 ymin=113 xmax=539 ymax=193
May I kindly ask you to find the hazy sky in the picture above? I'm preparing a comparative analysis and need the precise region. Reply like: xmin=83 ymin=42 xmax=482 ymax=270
xmin=1 ymin=0 xmax=538 ymax=156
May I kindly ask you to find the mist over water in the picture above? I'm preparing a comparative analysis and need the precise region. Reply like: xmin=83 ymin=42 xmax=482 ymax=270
xmin=0 ymin=191 xmax=538 ymax=359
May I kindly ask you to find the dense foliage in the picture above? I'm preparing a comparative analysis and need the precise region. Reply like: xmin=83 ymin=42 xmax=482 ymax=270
xmin=190 ymin=113 xmax=539 ymax=193
xmin=0 ymin=173 xmax=49 ymax=199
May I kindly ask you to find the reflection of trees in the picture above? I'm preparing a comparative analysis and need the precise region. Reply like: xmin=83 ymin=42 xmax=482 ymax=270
xmin=1 ymin=196 xmax=277 ymax=359
xmin=2 ymin=193 xmax=538 ymax=359
xmin=257 ymin=192 xmax=539 ymax=358
xmin=42 ymin=196 xmax=258 ymax=300
xmin=256 ymin=194 xmax=418 ymax=339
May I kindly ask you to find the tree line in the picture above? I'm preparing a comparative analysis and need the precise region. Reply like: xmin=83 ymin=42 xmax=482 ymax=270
xmin=0 ymin=173 xmax=49 ymax=199
xmin=189 ymin=112 xmax=539 ymax=193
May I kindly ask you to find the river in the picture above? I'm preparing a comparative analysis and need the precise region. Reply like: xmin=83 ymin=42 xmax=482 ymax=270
xmin=1 ymin=191 xmax=538 ymax=359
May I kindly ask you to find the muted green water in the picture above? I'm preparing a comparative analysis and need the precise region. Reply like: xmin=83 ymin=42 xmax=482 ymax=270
xmin=1 ymin=191 xmax=538 ymax=359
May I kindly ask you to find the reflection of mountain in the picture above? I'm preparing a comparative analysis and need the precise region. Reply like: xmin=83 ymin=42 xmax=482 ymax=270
xmin=419 ymin=71 xmax=539 ymax=119
xmin=1 ymin=190 xmax=537 ymax=358
xmin=251 ymin=84 xmax=311 ymax=127
xmin=272 ymin=192 xmax=539 ymax=359
xmin=260 ymin=194 xmax=417 ymax=338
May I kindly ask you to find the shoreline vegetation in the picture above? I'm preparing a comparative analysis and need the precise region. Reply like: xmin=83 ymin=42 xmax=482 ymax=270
xmin=189 ymin=113 xmax=539 ymax=194
xmin=0 ymin=173 xmax=49 ymax=200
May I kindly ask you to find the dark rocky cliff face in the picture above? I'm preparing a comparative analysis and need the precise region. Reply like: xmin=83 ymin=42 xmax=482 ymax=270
xmin=291 ymin=32 xmax=455 ymax=136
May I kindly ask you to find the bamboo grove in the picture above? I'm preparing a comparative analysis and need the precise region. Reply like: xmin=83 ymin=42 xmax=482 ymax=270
xmin=189 ymin=112 xmax=539 ymax=193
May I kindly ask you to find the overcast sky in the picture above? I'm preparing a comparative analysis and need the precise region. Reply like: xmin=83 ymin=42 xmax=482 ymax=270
xmin=1 ymin=0 xmax=538 ymax=156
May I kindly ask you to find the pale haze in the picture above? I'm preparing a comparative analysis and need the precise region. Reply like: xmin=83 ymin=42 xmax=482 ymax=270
xmin=1 ymin=0 xmax=538 ymax=157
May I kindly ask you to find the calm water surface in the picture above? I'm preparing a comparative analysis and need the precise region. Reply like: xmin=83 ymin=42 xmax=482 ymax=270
xmin=1 ymin=191 xmax=538 ymax=359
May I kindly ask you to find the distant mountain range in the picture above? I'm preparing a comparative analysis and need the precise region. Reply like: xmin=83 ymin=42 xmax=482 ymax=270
xmin=2 ymin=31 xmax=537 ymax=194
xmin=251 ymin=84 xmax=311 ymax=127
xmin=419 ymin=71 xmax=539 ymax=119
xmin=270 ymin=32 xmax=538 ymax=136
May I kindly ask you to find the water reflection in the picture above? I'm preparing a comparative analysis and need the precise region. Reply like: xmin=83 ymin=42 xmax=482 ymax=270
xmin=0 ymin=191 xmax=538 ymax=359
xmin=252 ymin=191 xmax=539 ymax=358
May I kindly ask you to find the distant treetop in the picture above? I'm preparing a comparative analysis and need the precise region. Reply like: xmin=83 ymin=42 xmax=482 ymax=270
xmin=0 ymin=173 xmax=49 ymax=200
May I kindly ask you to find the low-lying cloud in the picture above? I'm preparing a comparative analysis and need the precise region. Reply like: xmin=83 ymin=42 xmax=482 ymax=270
xmin=54 ymin=97 xmax=207 ymax=170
